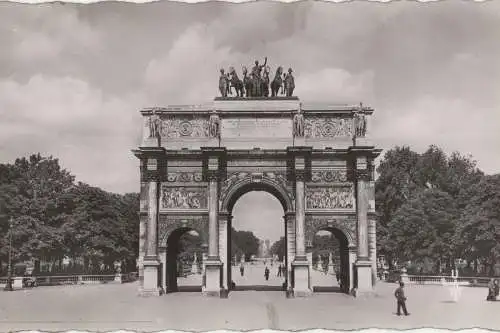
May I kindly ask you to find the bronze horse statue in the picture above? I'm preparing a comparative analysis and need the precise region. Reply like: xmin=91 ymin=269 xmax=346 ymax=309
xmin=271 ymin=66 xmax=284 ymax=97
xmin=262 ymin=66 xmax=270 ymax=97
xmin=228 ymin=66 xmax=244 ymax=97
xmin=242 ymin=66 xmax=252 ymax=97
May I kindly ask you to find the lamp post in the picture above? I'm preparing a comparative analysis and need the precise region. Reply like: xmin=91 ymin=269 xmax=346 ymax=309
xmin=4 ymin=217 xmax=13 ymax=291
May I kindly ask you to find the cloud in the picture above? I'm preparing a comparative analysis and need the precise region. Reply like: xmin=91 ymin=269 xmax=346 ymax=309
xmin=0 ymin=74 xmax=144 ymax=193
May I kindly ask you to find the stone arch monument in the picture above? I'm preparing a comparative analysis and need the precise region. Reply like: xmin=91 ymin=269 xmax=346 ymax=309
xmin=133 ymin=72 xmax=381 ymax=298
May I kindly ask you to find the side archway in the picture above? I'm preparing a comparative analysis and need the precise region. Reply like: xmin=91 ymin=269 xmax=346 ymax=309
xmin=306 ymin=219 xmax=355 ymax=294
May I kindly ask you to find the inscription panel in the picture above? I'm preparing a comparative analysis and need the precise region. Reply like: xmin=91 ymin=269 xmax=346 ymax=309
xmin=160 ymin=185 xmax=208 ymax=209
xmin=221 ymin=118 xmax=292 ymax=139
xmin=306 ymin=186 xmax=354 ymax=209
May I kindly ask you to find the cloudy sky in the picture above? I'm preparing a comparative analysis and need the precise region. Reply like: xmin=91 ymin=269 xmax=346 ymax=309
xmin=1 ymin=0 xmax=499 ymax=242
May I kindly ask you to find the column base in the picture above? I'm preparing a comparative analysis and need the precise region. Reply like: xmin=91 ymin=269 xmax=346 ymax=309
xmin=292 ymin=259 xmax=312 ymax=297
xmin=353 ymin=260 xmax=375 ymax=298
xmin=141 ymin=257 xmax=160 ymax=297
xmin=203 ymin=259 xmax=222 ymax=298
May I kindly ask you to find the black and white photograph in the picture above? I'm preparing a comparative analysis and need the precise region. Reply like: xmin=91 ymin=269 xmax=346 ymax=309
xmin=0 ymin=0 xmax=499 ymax=332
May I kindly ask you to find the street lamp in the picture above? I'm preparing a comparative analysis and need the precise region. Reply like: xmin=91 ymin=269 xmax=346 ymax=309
xmin=3 ymin=217 xmax=13 ymax=291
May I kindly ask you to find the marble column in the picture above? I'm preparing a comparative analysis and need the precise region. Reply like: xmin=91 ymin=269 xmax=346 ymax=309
xmin=354 ymin=156 xmax=374 ymax=296
xmin=369 ymin=218 xmax=377 ymax=286
xmin=208 ymin=177 xmax=219 ymax=259
xmin=292 ymin=172 xmax=312 ymax=297
xmin=295 ymin=178 xmax=306 ymax=259
xmin=204 ymin=173 xmax=222 ymax=297
xmin=159 ymin=248 xmax=167 ymax=292
xmin=285 ymin=214 xmax=295 ymax=290
xmin=218 ymin=213 xmax=228 ymax=290
xmin=142 ymin=180 xmax=160 ymax=296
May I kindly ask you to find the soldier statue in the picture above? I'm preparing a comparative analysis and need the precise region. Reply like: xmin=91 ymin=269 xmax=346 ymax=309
xmin=293 ymin=105 xmax=304 ymax=137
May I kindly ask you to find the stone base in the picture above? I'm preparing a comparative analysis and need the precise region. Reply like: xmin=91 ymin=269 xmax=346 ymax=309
xmin=13 ymin=277 xmax=24 ymax=290
xmin=138 ymin=287 xmax=161 ymax=297
xmin=141 ymin=257 xmax=160 ymax=297
xmin=203 ymin=259 xmax=222 ymax=297
xmin=292 ymin=259 xmax=312 ymax=297
xmin=353 ymin=260 xmax=375 ymax=298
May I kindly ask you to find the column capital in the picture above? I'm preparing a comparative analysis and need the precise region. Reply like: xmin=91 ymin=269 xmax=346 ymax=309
xmin=133 ymin=147 xmax=167 ymax=182
xmin=286 ymin=146 xmax=312 ymax=182
xmin=202 ymin=147 xmax=227 ymax=182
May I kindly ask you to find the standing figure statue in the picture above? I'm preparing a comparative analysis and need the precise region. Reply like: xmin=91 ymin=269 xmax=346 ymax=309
xmin=209 ymin=110 xmax=220 ymax=138
xmin=251 ymin=57 xmax=267 ymax=97
xmin=293 ymin=104 xmax=304 ymax=137
xmin=284 ymin=68 xmax=295 ymax=97
xmin=271 ymin=66 xmax=284 ymax=97
xmin=219 ymin=69 xmax=230 ymax=98
xmin=354 ymin=103 xmax=366 ymax=137
xmin=228 ymin=66 xmax=244 ymax=97
xmin=242 ymin=66 xmax=252 ymax=97
xmin=147 ymin=114 xmax=161 ymax=138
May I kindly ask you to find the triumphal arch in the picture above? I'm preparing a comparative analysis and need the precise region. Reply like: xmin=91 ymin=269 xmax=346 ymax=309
xmin=133 ymin=61 xmax=381 ymax=297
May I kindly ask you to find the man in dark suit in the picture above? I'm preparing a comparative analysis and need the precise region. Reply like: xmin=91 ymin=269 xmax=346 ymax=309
xmin=395 ymin=281 xmax=410 ymax=316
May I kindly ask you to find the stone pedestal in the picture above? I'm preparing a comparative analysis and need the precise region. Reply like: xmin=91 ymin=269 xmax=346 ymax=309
xmin=141 ymin=258 xmax=160 ymax=296
xmin=292 ymin=260 xmax=312 ymax=297
xmin=203 ymin=259 xmax=222 ymax=297
xmin=353 ymin=261 xmax=374 ymax=297
xmin=13 ymin=277 xmax=24 ymax=290
xmin=114 ymin=274 xmax=122 ymax=283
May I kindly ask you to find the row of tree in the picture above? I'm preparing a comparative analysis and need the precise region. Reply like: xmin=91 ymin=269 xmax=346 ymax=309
xmin=376 ymin=145 xmax=500 ymax=275
xmin=0 ymin=154 xmax=139 ymax=274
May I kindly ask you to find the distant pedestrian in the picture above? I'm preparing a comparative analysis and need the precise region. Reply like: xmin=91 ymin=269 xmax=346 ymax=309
xmin=240 ymin=263 xmax=245 ymax=277
xmin=394 ymin=281 xmax=410 ymax=316
xmin=277 ymin=265 xmax=282 ymax=277
xmin=486 ymin=279 xmax=499 ymax=301
xmin=264 ymin=266 xmax=270 ymax=281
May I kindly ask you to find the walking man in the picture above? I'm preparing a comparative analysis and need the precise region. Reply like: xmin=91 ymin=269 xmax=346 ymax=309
xmin=395 ymin=281 xmax=410 ymax=316
xmin=277 ymin=264 xmax=282 ymax=277
xmin=264 ymin=266 xmax=270 ymax=281
xmin=240 ymin=263 xmax=245 ymax=277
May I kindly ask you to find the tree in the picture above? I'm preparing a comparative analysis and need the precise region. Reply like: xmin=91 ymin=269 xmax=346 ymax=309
xmin=387 ymin=188 xmax=458 ymax=271
xmin=457 ymin=174 xmax=500 ymax=275
xmin=231 ymin=228 xmax=260 ymax=261
xmin=270 ymin=237 xmax=285 ymax=261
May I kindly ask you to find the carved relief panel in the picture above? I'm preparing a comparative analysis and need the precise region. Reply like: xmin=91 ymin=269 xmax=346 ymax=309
xmin=160 ymin=185 xmax=208 ymax=210
xmin=306 ymin=186 xmax=355 ymax=209
xmin=310 ymin=169 xmax=348 ymax=183
xmin=304 ymin=116 xmax=354 ymax=138
xmin=305 ymin=216 xmax=357 ymax=247
xmin=166 ymin=172 xmax=204 ymax=183
xmin=158 ymin=215 xmax=209 ymax=246
xmin=159 ymin=116 xmax=210 ymax=138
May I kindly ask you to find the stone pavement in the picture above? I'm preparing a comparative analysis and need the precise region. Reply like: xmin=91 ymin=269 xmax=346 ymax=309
xmin=0 ymin=266 xmax=499 ymax=332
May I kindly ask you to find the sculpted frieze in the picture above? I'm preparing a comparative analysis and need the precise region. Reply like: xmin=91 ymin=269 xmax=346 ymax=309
xmin=158 ymin=216 xmax=208 ymax=245
xmin=160 ymin=186 xmax=208 ymax=209
xmin=304 ymin=117 xmax=354 ymax=138
xmin=305 ymin=216 xmax=356 ymax=246
xmin=167 ymin=172 xmax=204 ymax=183
xmin=159 ymin=117 xmax=209 ymax=138
xmin=306 ymin=186 xmax=354 ymax=209
xmin=310 ymin=170 xmax=348 ymax=183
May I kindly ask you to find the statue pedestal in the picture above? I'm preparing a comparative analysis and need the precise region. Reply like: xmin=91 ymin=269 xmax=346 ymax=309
xmin=140 ymin=257 xmax=160 ymax=297
xmin=353 ymin=260 xmax=375 ymax=297
xmin=292 ymin=259 xmax=312 ymax=297
xmin=203 ymin=259 xmax=222 ymax=297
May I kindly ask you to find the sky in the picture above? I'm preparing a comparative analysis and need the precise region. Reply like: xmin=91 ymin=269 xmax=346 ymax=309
xmin=0 ymin=0 xmax=499 ymax=243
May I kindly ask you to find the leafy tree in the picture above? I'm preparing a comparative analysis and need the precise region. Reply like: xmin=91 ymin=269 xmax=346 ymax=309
xmin=231 ymin=228 xmax=260 ymax=261
xmin=270 ymin=237 xmax=285 ymax=261
xmin=457 ymin=174 xmax=500 ymax=275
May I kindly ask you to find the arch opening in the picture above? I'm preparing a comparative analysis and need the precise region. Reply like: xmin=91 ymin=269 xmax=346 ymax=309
xmin=310 ymin=227 xmax=351 ymax=294
xmin=225 ymin=181 xmax=290 ymax=292
xmin=163 ymin=227 xmax=203 ymax=293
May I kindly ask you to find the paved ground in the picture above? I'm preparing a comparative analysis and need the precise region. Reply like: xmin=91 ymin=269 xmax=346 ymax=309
xmin=0 ymin=263 xmax=498 ymax=332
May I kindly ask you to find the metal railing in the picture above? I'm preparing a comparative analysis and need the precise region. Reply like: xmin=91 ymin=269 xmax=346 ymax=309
xmin=0 ymin=272 xmax=138 ymax=288
xmin=406 ymin=275 xmax=495 ymax=287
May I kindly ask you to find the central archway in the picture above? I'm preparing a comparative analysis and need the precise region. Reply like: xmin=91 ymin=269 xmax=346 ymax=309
xmin=220 ymin=175 xmax=294 ymax=293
